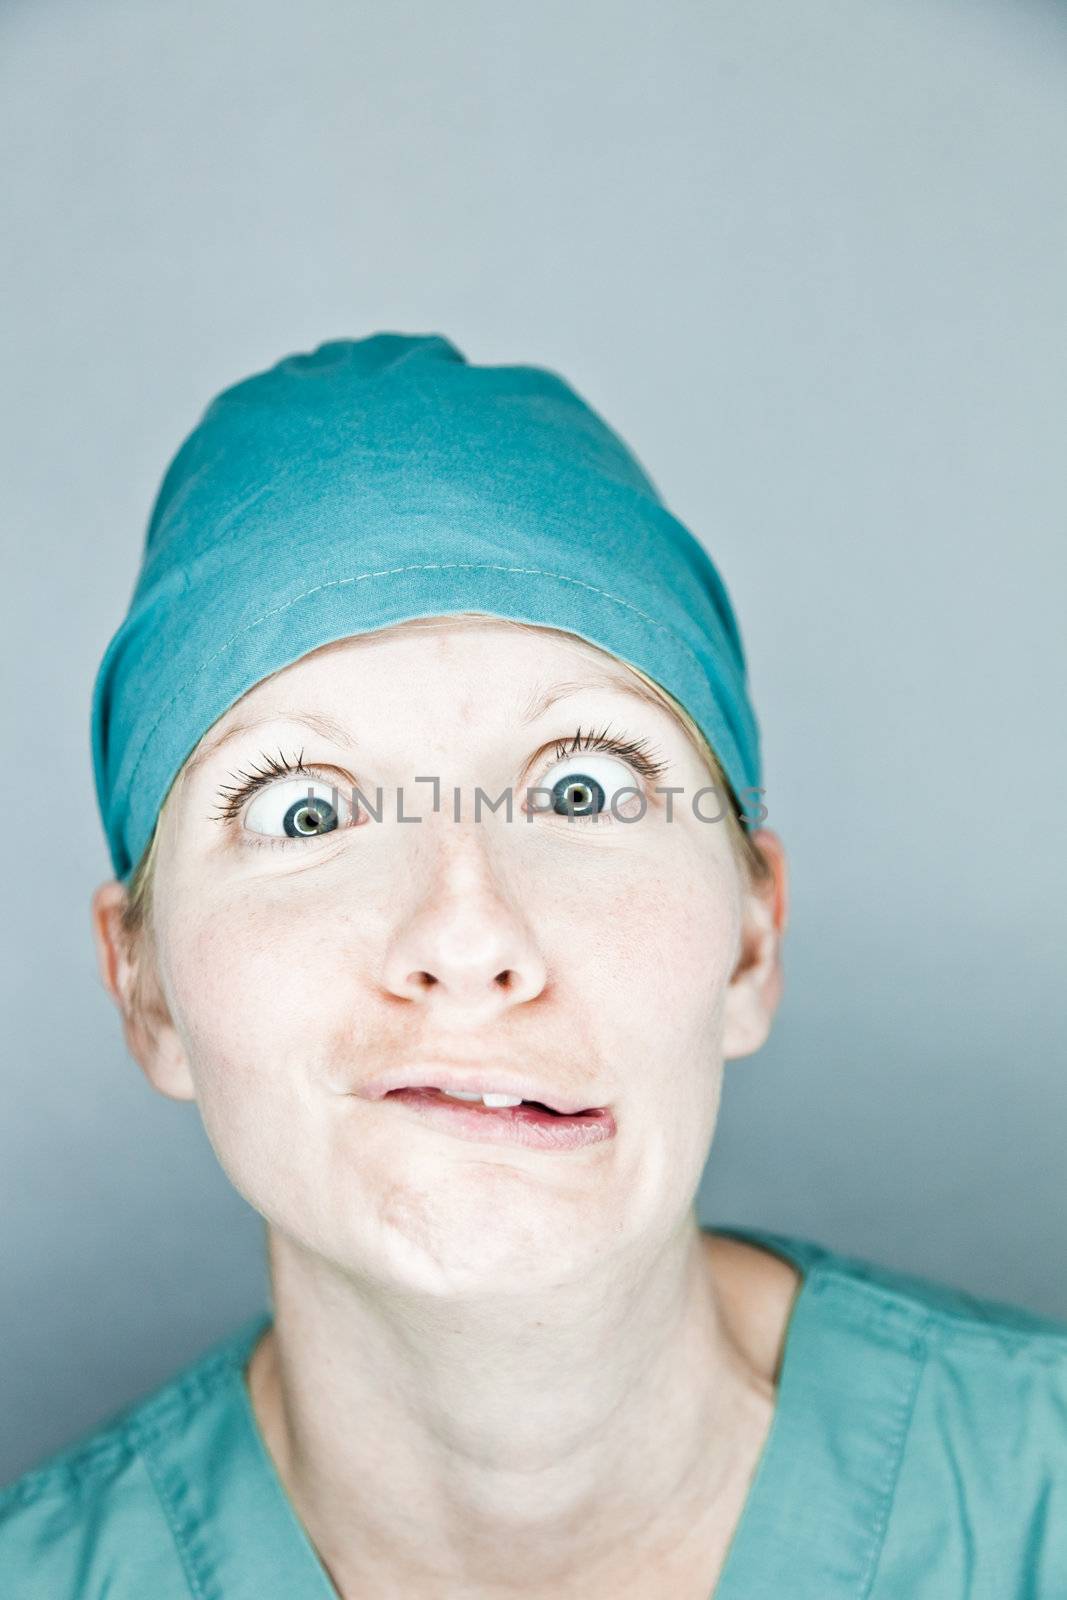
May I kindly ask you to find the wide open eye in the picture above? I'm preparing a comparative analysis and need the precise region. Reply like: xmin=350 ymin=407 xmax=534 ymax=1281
xmin=537 ymin=752 xmax=646 ymax=821
xmin=244 ymin=777 xmax=355 ymax=839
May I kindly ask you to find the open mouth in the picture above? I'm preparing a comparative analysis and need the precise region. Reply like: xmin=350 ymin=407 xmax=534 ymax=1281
xmin=384 ymin=1087 xmax=603 ymax=1121
xmin=378 ymin=1087 xmax=616 ymax=1149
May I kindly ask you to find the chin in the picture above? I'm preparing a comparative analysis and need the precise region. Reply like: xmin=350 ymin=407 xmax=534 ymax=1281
xmin=355 ymin=1182 xmax=600 ymax=1296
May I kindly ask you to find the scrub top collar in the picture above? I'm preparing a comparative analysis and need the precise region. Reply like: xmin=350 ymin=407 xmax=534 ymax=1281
xmin=133 ymin=1224 xmax=930 ymax=1600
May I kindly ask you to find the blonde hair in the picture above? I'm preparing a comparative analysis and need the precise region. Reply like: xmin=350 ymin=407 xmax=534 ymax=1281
xmin=619 ymin=659 xmax=774 ymax=891
xmin=119 ymin=622 xmax=773 ymax=959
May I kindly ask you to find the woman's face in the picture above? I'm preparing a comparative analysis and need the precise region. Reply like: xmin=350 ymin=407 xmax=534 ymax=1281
xmin=131 ymin=617 xmax=782 ymax=1295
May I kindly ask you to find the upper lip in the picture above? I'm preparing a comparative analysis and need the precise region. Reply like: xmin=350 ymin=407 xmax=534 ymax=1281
xmin=353 ymin=1063 xmax=609 ymax=1117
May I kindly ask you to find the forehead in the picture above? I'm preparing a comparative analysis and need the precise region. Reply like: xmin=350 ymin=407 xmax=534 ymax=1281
xmin=181 ymin=615 xmax=676 ymax=780
xmin=224 ymin=613 xmax=666 ymax=717
xmin=293 ymin=614 xmax=638 ymax=678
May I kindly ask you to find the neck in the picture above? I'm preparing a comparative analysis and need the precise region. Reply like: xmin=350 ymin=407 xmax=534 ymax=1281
xmin=245 ymin=1217 xmax=782 ymax=1600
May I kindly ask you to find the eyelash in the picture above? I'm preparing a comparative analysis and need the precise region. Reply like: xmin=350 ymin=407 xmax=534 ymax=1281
xmin=209 ymin=725 xmax=670 ymax=843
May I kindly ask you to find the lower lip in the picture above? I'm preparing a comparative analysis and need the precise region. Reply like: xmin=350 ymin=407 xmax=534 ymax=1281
xmin=376 ymin=1088 xmax=617 ymax=1151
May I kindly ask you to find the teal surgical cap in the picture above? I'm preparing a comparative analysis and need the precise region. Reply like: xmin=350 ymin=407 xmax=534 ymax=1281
xmin=90 ymin=332 xmax=763 ymax=884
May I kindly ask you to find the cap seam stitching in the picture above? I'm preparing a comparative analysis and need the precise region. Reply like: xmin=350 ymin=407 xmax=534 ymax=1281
xmin=117 ymin=560 xmax=752 ymax=862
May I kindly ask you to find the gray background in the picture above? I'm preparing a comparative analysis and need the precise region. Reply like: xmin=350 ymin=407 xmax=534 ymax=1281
xmin=2 ymin=0 xmax=1065 ymax=1486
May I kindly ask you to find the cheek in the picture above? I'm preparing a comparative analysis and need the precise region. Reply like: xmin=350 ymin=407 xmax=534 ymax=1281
xmin=159 ymin=904 xmax=350 ymax=1176
xmin=565 ymin=851 xmax=738 ymax=1029
xmin=168 ymin=910 xmax=299 ymax=1059
xmin=551 ymin=857 xmax=733 ymax=1201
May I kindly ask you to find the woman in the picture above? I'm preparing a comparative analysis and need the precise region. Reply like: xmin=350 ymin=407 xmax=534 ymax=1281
xmin=2 ymin=333 xmax=1064 ymax=1598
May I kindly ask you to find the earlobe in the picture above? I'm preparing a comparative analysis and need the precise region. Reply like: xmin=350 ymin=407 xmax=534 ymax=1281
xmin=90 ymin=881 xmax=128 ymax=1005
xmin=89 ymin=881 xmax=197 ymax=1104
xmin=132 ymin=1021 xmax=198 ymax=1103
xmin=721 ymin=927 xmax=779 ymax=1060
xmin=720 ymin=830 xmax=789 ymax=1061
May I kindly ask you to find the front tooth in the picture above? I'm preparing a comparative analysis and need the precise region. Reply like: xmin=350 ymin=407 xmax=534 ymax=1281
xmin=439 ymin=1089 xmax=523 ymax=1108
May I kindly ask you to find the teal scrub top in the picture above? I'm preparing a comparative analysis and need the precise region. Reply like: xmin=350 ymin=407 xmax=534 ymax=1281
xmin=3 ymin=1224 xmax=1067 ymax=1599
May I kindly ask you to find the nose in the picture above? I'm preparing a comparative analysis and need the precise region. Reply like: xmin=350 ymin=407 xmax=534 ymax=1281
xmin=379 ymin=825 xmax=549 ymax=1022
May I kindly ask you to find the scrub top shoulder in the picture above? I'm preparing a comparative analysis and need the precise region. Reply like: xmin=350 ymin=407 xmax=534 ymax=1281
xmin=712 ymin=1223 xmax=1067 ymax=1599
xmin=2 ymin=1227 xmax=1066 ymax=1600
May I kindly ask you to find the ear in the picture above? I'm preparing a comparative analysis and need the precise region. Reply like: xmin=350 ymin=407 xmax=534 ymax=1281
xmin=721 ymin=829 xmax=789 ymax=1061
xmin=90 ymin=881 xmax=197 ymax=1103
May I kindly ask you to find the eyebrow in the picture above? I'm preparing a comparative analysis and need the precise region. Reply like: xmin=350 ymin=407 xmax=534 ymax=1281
xmin=183 ymin=711 xmax=355 ymax=781
xmin=183 ymin=672 xmax=668 ymax=781
xmin=517 ymin=670 xmax=667 ymax=723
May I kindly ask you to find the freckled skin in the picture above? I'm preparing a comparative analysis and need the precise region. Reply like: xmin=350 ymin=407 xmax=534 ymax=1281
xmin=142 ymin=620 xmax=764 ymax=1292
xmin=92 ymin=616 xmax=791 ymax=1598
